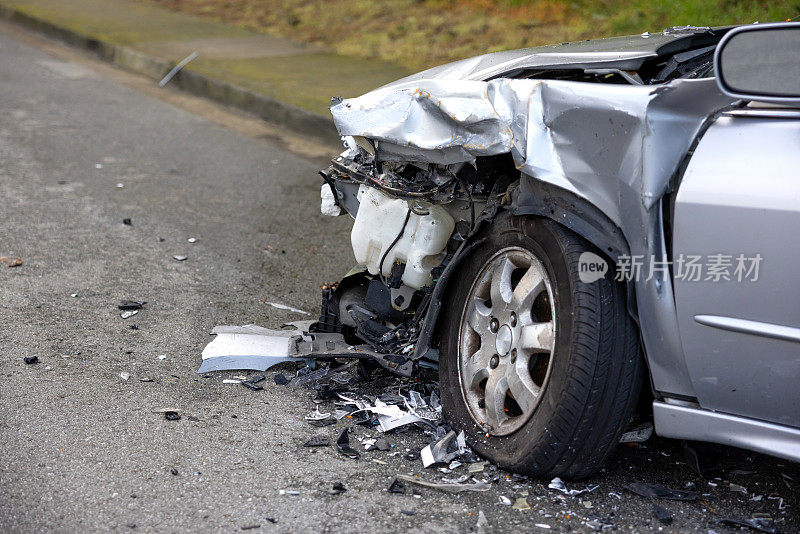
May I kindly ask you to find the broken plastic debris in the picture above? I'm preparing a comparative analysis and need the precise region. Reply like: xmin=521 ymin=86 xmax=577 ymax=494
xmin=653 ymin=504 xmax=673 ymax=525
xmin=23 ymin=356 xmax=39 ymax=365
xmin=278 ymin=489 xmax=300 ymax=496
xmin=393 ymin=474 xmax=490 ymax=493
xmin=619 ymin=422 xmax=654 ymax=443
xmin=421 ymin=430 xmax=467 ymax=467
xmin=273 ymin=373 xmax=289 ymax=385
xmin=197 ymin=325 xmax=300 ymax=374
xmin=388 ymin=478 xmax=406 ymax=494
xmin=730 ymin=483 xmax=748 ymax=494
xmin=336 ymin=428 xmax=360 ymax=459
xmin=172 ymin=255 xmax=187 ymax=261
xmin=163 ymin=411 xmax=181 ymax=421
xmin=499 ymin=495 xmax=511 ymax=505
xmin=474 ymin=511 xmax=488 ymax=534
xmin=714 ymin=518 xmax=777 ymax=534
xmin=548 ymin=477 xmax=599 ymax=497
xmin=266 ymin=302 xmax=310 ymax=315
xmin=118 ymin=300 xmax=146 ymax=310
xmin=188 ymin=237 xmax=197 ymax=243
xmin=120 ymin=310 xmax=138 ymax=319
xmin=119 ymin=372 xmax=130 ymax=381
xmin=222 ymin=379 xmax=241 ymax=384
xmin=469 ymin=461 xmax=488 ymax=473
xmin=626 ymin=481 xmax=698 ymax=501
xmin=512 ymin=497 xmax=531 ymax=510
xmin=331 ymin=482 xmax=347 ymax=495
xmin=303 ymin=435 xmax=330 ymax=447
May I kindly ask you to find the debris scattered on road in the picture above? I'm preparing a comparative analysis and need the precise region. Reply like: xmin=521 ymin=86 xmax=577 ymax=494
xmin=240 ymin=525 xmax=260 ymax=531
xmin=421 ymin=430 xmax=466 ymax=468
xmin=170 ymin=468 xmax=178 ymax=475
xmin=172 ymin=255 xmax=188 ymax=261
xmin=278 ymin=489 xmax=300 ymax=496
xmin=163 ymin=411 xmax=181 ymax=421
xmin=619 ymin=422 xmax=654 ymax=443
xmin=548 ymin=477 xmax=599 ymax=496
xmin=120 ymin=310 xmax=138 ymax=319
xmin=393 ymin=474 xmax=491 ymax=493
xmin=388 ymin=478 xmax=406 ymax=494
xmin=303 ymin=435 xmax=330 ymax=448
xmin=158 ymin=354 xmax=167 ymax=360
xmin=626 ymin=481 xmax=698 ymax=501
xmin=499 ymin=495 xmax=511 ymax=505
xmin=118 ymin=300 xmax=146 ymax=310
xmin=23 ymin=356 xmax=39 ymax=365
xmin=116 ymin=182 xmax=124 ymax=188
xmin=714 ymin=517 xmax=777 ymax=533
xmin=122 ymin=218 xmax=132 ymax=225
xmin=730 ymin=482 xmax=748 ymax=494
xmin=331 ymin=482 xmax=347 ymax=495
xmin=1 ymin=256 xmax=23 ymax=267
xmin=120 ymin=372 xmax=130 ymax=381
xmin=240 ymin=380 xmax=263 ymax=391
xmin=653 ymin=504 xmax=673 ymax=525
xmin=512 ymin=496 xmax=531 ymax=510
xmin=336 ymin=428 xmax=360 ymax=459
xmin=274 ymin=373 xmax=289 ymax=385
xmin=266 ymin=302 xmax=310 ymax=315
xmin=223 ymin=379 xmax=241 ymax=384
xmin=473 ymin=510 xmax=488 ymax=534
xmin=188 ymin=237 xmax=197 ymax=243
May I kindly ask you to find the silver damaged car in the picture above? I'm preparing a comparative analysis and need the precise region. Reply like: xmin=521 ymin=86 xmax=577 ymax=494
xmin=206 ymin=22 xmax=800 ymax=477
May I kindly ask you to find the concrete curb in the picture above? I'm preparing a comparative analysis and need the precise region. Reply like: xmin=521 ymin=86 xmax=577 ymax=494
xmin=0 ymin=5 xmax=341 ymax=146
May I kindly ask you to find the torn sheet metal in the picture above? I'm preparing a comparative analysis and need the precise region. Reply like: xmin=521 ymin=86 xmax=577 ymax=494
xmin=198 ymin=325 xmax=414 ymax=375
xmin=331 ymin=74 xmax=737 ymax=398
xmin=421 ymin=430 xmax=467 ymax=468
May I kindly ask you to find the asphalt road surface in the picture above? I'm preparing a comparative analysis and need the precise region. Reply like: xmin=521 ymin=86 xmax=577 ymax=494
xmin=0 ymin=23 xmax=798 ymax=534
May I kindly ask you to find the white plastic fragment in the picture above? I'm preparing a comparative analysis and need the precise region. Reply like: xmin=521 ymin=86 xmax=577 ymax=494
xmin=222 ymin=379 xmax=241 ymax=384
xmin=173 ymin=255 xmax=187 ymax=261
xmin=116 ymin=183 xmax=124 ymax=188
xmin=158 ymin=354 xmax=167 ymax=360
xmin=119 ymin=372 xmax=130 ymax=381
xmin=548 ymin=477 xmax=599 ymax=496
xmin=188 ymin=237 xmax=197 ymax=243
xmin=499 ymin=495 xmax=512 ymax=505
xmin=120 ymin=310 xmax=138 ymax=319
xmin=266 ymin=302 xmax=310 ymax=315
xmin=320 ymin=184 xmax=343 ymax=217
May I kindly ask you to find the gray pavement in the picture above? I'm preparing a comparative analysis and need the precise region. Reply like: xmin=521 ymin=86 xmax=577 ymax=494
xmin=0 ymin=25 xmax=797 ymax=534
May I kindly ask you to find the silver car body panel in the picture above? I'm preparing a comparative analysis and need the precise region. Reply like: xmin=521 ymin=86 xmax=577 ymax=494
xmin=673 ymin=111 xmax=800 ymax=427
xmin=654 ymin=401 xmax=800 ymax=462
xmin=332 ymin=77 xmax=736 ymax=398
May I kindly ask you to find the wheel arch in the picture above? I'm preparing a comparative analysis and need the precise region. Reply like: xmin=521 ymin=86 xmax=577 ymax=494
xmin=415 ymin=171 xmax=640 ymax=367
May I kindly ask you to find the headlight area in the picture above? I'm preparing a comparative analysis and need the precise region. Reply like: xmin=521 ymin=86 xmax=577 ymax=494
xmin=312 ymin=143 xmax=503 ymax=374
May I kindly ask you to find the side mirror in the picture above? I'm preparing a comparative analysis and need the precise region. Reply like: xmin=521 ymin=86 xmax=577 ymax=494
xmin=714 ymin=22 xmax=800 ymax=104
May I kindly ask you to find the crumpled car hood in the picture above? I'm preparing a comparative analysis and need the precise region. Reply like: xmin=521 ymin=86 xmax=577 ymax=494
xmin=382 ymin=27 xmax=727 ymax=86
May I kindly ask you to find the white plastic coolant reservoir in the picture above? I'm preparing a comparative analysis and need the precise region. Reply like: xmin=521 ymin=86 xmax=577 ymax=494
xmin=351 ymin=185 xmax=455 ymax=290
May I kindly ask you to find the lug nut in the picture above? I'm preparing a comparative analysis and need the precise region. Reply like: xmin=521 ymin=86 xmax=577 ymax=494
xmin=510 ymin=348 xmax=517 ymax=363
xmin=489 ymin=318 xmax=499 ymax=333
xmin=489 ymin=354 xmax=499 ymax=369
xmin=509 ymin=312 xmax=517 ymax=327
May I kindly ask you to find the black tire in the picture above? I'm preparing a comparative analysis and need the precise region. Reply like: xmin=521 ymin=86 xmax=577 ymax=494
xmin=439 ymin=213 xmax=643 ymax=479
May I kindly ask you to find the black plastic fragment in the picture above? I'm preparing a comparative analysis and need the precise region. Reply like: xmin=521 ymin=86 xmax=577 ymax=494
xmin=626 ymin=481 xmax=698 ymax=501
xmin=247 ymin=374 xmax=266 ymax=384
xmin=388 ymin=478 xmax=406 ymax=494
xmin=23 ymin=356 xmax=39 ymax=364
xmin=653 ymin=504 xmax=673 ymax=525
xmin=274 ymin=373 xmax=289 ymax=386
xmin=170 ymin=468 xmax=178 ymax=476
xmin=303 ymin=435 xmax=330 ymax=447
xmin=714 ymin=518 xmax=777 ymax=533
xmin=123 ymin=218 xmax=132 ymax=225
xmin=163 ymin=411 xmax=181 ymax=421
xmin=240 ymin=525 xmax=260 ymax=531
xmin=336 ymin=428 xmax=360 ymax=459
xmin=118 ymin=300 xmax=146 ymax=310
xmin=400 ymin=510 xmax=415 ymax=516
xmin=241 ymin=381 xmax=263 ymax=391
xmin=366 ymin=437 xmax=391 ymax=452
xmin=331 ymin=482 xmax=347 ymax=495
xmin=404 ymin=449 xmax=421 ymax=461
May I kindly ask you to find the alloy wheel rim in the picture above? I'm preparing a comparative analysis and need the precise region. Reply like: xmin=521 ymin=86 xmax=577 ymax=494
xmin=457 ymin=247 xmax=556 ymax=436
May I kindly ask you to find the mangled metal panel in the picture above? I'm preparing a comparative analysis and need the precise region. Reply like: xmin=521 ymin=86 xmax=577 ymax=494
xmin=331 ymin=76 xmax=737 ymax=397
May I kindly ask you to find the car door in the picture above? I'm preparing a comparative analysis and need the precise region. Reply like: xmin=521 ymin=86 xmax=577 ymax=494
xmin=672 ymin=107 xmax=800 ymax=427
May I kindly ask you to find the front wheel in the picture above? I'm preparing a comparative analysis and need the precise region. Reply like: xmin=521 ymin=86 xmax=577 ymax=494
xmin=439 ymin=214 xmax=643 ymax=479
